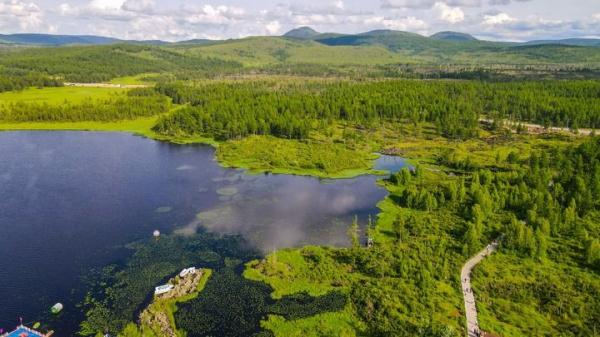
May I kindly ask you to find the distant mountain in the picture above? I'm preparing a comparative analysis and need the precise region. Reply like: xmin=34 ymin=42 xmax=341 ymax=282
xmin=0 ymin=33 xmax=169 ymax=46
xmin=314 ymin=29 xmax=477 ymax=52
xmin=0 ymin=34 xmax=121 ymax=45
xmin=176 ymin=39 xmax=214 ymax=45
xmin=523 ymin=38 xmax=600 ymax=47
xmin=284 ymin=27 xmax=320 ymax=39
xmin=0 ymin=31 xmax=598 ymax=51
xmin=431 ymin=31 xmax=477 ymax=41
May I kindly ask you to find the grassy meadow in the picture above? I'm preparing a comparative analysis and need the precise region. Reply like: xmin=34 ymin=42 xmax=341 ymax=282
xmin=0 ymin=86 xmax=127 ymax=105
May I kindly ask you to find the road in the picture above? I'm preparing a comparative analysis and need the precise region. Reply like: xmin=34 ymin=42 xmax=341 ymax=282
xmin=461 ymin=240 xmax=500 ymax=337
xmin=479 ymin=118 xmax=594 ymax=136
xmin=63 ymin=82 xmax=150 ymax=89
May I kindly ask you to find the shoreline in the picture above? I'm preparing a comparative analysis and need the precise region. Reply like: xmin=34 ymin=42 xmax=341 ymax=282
xmin=0 ymin=121 xmax=388 ymax=179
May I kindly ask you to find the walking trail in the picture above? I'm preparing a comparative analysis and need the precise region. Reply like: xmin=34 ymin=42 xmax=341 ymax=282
xmin=63 ymin=82 xmax=150 ymax=89
xmin=461 ymin=239 xmax=500 ymax=337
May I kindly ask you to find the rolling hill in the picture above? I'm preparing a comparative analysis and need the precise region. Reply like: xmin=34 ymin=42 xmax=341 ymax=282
xmin=1 ymin=29 xmax=598 ymax=53
xmin=0 ymin=34 xmax=121 ymax=45
xmin=523 ymin=38 xmax=600 ymax=47
xmin=0 ymin=33 xmax=169 ymax=46
xmin=1 ymin=28 xmax=599 ymax=83
xmin=430 ymin=31 xmax=477 ymax=41
xmin=283 ymin=27 xmax=321 ymax=40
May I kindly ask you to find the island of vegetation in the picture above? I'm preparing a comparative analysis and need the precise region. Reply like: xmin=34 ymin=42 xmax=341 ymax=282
xmin=0 ymin=29 xmax=598 ymax=337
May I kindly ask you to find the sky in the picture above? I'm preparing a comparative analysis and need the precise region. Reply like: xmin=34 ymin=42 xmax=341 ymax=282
xmin=0 ymin=0 xmax=599 ymax=42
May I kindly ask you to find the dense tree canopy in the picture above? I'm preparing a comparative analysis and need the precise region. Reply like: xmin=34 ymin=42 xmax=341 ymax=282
xmin=153 ymin=80 xmax=481 ymax=140
xmin=0 ymin=70 xmax=62 ymax=92
xmin=153 ymin=79 xmax=600 ymax=141
xmin=0 ymin=45 xmax=242 ymax=82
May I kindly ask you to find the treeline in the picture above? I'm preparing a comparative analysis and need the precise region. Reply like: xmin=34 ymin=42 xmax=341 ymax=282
xmin=0 ymin=44 xmax=242 ymax=82
xmin=153 ymin=80 xmax=480 ymax=140
xmin=484 ymin=81 xmax=600 ymax=129
xmin=153 ymin=80 xmax=600 ymax=142
xmin=0 ymin=70 xmax=62 ymax=92
xmin=0 ymin=88 xmax=170 ymax=122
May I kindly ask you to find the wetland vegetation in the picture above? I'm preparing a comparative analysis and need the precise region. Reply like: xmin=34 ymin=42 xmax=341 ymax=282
xmin=0 ymin=29 xmax=599 ymax=337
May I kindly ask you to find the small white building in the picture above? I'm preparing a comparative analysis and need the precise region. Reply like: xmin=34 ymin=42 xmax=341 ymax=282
xmin=179 ymin=267 xmax=197 ymax=278
xmin=154 ymin=284 xmax=174 ymax=296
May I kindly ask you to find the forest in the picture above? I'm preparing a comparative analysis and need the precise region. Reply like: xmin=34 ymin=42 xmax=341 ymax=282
xmin=153 ymin=80 xmax=600 ymax=141
xmin=0 ymin=70 xmax=62 ymax=92
xmin=0 ymin=44 xmax=242 ymax=82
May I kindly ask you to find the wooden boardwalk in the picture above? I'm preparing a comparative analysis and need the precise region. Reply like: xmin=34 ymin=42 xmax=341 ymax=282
xmin=461 ymin=240 xmax=500 ymax=337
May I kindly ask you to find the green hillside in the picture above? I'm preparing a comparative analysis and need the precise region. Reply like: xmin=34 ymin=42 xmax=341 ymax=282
xmin=177 ymin=36 xmax=402 ymax=67
xmin=431 ymin=31 xmax=478 ymax=41
xmin=2 ymin=33 xmax=599 ymax=83
xmin=0 ymin=44 xmax=241 ymax=82
xmin=182 ymin=33 xmax=600 ymax=67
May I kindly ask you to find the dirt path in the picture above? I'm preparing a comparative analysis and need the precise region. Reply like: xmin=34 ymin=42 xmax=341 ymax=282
xmin=63 ymin=82 xmax=150 ymax=89
xmin=479 ymin=118 xmax=594 ymax=136
xmin=461 ymin=240 xmax=500 ymax=337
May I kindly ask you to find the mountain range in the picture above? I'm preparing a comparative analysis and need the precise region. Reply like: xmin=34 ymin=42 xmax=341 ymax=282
xmin=1 ymin=28 xmax=598 ymax=48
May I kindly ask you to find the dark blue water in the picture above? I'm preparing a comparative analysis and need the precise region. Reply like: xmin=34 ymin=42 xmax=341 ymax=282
xmin=0 ymin=132 xmax=388 ymax=333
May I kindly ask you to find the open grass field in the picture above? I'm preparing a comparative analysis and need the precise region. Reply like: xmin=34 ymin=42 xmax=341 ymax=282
xmin=0 ymin=117 xmax=158 ymax=137
xmin=0 ymin=86 xmax=127 ymax=105
xmin=109 ymin=73 xmax=161 ymax=85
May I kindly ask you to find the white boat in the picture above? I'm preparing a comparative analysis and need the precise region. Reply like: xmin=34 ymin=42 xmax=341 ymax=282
xmin=179 ymin=267 xmax=196 ymax=278
xmin=51 ymin=302 xmax=64 ymax=314
xmin=154 ymin=284 xmax=174 ymax=295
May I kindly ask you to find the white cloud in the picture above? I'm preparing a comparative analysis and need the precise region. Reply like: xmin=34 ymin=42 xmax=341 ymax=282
xmin=488 ymin=0 xmax=532 ymax=5
xmin=483 ymin=12 xmax=514 ymax=25
xmin=365 ymin=16 xmax=428 ymax=31
xmin=382 ymin=0 xmax=480 ymax=9
xmin=0 ymin=0 xmax=44 ymax=31
xmin=265 ymin=20 xmax=281 ymax=35
xmin=89 ymin=0 xmax=125 ymax=10
xmin=2 ymin=0 xmax=598 ymax=43
xmin=183 ymin=5 xmax=245 ymax=25
xmin=121 ymin=0 xmax=154 ymax=13
xmin=434 ymin=2 xmax=465 ymax=23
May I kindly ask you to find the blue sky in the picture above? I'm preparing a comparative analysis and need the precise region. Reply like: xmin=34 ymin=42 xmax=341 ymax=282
xmin=0 ymin=0 xmax=598 ymax=41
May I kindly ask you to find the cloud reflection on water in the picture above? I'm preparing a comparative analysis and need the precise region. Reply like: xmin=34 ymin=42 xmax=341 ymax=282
xmin=176 ymin=173 xmax=386 ymax=252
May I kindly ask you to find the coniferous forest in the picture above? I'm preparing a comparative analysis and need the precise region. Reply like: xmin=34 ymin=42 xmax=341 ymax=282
xmin=153 ymin=80 xmax=600 ymax=140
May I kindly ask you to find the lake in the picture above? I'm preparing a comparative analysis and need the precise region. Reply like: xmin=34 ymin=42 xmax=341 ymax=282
xmin=0 ymin=132 xmax=410 ymax=334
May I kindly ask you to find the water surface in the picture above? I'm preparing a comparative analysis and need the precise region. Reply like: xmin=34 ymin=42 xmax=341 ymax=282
xmin=0 ymin=132 xmax=388 ymax=333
